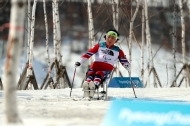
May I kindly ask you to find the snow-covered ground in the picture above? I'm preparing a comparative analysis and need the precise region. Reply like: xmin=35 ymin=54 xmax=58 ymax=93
xmin=0 ymin=88 xmax=190 ymax=126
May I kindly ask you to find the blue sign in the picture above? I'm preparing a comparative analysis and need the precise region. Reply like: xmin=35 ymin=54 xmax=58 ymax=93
xmin=108 ymin=77 xmax=143 ymax=88
xmin=101 ymin=100 xmax=190 ymax=126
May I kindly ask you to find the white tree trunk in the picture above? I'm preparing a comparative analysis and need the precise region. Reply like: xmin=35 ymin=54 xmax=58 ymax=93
xmin=54 ymin=0 xmax=63 ymax=87
xmin=52 ymin=2 xmax=57 ymax=60
xmin=172 ymin=0 xmax=177 ymax=87
xmin=128 ymin=0 xmax=140 ymax=77
xmin=27 ymin=0 xmax=37 ymax=90
xmin=112 ymin=0 xmax=120 ymax=77
xmin=112 ymin=0 xmax=119 ymax=30
xmin=27 ymin=0 xmax=31 ymax=62
xmin=43 ymin=0 xmax=51 ymax=79
xmin=53 ymin=0 xmax=62 ymax=64
xmin=87 ymin=0 xmax=95 ymax=65
xmin=144 ymin=0 xmax=150 ymax=87
xmin=3 ymin=0 xmax=26 ymax=123
xmin=52 ymin=1 xmax=58 ymax=83
xmin=180 ymin=0 xmax=187 ymax=86
xmin=141 ymin=0 xmax=145 ymax=85
xmin=145 ymin=0 xmax=155 ymax=87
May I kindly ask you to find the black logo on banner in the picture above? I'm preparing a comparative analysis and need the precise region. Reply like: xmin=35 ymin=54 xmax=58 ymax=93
xmin=101 ymin=49 xmax=114 ymax=56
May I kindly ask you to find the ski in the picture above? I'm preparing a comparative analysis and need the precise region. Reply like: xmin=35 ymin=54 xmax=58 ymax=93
xmin=72 ymin=97 xmax=92 ymax=101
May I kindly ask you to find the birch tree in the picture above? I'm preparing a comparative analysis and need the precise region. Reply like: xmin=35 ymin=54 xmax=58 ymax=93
xmin=145 ymin=0 xmax=153 ymax=87
xmin=3 ymin=0 xmax=26 ymax=123
xmin=27 ymin=0 xmax=31 ymax=62
xmin=52 ymin=1 xmax=58 ymax=85
xmin=53 ymin=0 xmax=62 ymax=64
xmin=172 ymin=0 xmax=177 ymax=87
xmin=128 ymin=0 xmax=140 ymax=77
xmin=43 ymin=0 xmax=52 ymax=88
xmin=179 ymin=0 xmax=190 ymax=86
xmin=53 ymin=0 xmax=63 ymax=88
xmin=112 ymin=0 xmax=120 ymax=77
xmin=144 ymin=0 xmax=150 ymax=87
xmin=141 ymin=0 xmax=145 ymax=85
xmin=87 ymin=0 xmax=95 ymax=65
xmin=180 ymin=1 xmax=185 ymax=65
xmin=52 ymin=2 xmax=57 ymax=60
xmin=27 ymin=0 xmax=37 ymax=89
xmin=144 ymin=0 xmax=161 ymax=88
xmin=170 ymin=0 xmax=190 ymax=87
xmin=112 ymin=0 xmax=119 ymax=30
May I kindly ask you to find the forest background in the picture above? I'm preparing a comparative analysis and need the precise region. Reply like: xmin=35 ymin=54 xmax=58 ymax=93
xmin=1 ymin=0 xmax=190 ymax=54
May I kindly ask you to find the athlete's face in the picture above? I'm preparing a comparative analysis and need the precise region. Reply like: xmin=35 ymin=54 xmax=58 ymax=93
xmin=105 ymin=35 xmax=116 ymax=47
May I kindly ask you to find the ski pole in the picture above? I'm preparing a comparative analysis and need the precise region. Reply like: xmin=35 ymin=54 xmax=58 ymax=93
xmin=128 ymin=70 xmax=137 ymax=98
xmin=70 ymin=67 xmax=77 ymax=97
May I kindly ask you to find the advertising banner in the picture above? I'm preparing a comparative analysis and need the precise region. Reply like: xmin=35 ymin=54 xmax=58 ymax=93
xmin=108 ymin=77 xmax=143 ymax=88
xmin=101 ymin=100 xmax=190 ymax=126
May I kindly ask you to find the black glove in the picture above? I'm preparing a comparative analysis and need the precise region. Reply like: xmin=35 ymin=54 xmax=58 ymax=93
xmin=75 ymin=62 xmax=81 ymax=67
xmin=124 ymin=63 xmax=130 ymax=71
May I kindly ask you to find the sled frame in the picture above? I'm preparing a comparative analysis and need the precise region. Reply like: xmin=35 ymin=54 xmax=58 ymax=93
xmin=82 ymin=72 xmax=111 ymax=100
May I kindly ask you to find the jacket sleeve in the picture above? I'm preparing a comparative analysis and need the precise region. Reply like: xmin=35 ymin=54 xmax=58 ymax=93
xmin=118 ymin=49 xmax=130 ymax=69
xmin=78 ymin=43 xmax=99 ymax=64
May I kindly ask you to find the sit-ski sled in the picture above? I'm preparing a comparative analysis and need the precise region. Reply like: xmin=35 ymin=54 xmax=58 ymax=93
xmin=82 ymin=73 xmax=111 ymax=100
